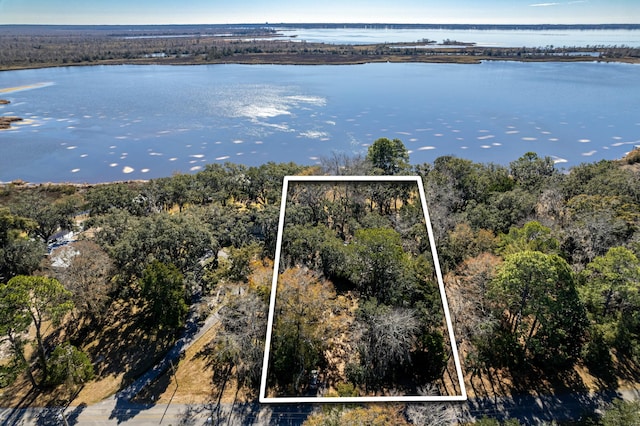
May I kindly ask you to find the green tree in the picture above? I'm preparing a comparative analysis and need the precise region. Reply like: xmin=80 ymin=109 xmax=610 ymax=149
xmin=14 ymin=192 xmax=79 ymax=242
xmin=85 ymin=182 xmax=150 ymax=216
xmin=246 ymin=162 xmax=304 ymax=205
xmin=563 ymin=159 xmax=640 ymax=201
xmin=345 ymin=228 xmax=411 ymax=304
xmin=3 ymin=275 xmax=73 ymax=386
xmin=509 ymin=151 xmax=556 ymax=191
xmin=580 ymin=247 xmax=640 ymax=319
xmin=366 ymin=137 xmax=409 ymax=175
xmin=601 ymin=399 xmax=640 ymax=426
xmin=579 ymin=247 xmax=640 ymax=357
xmin=0 ymin=208 xmax=44 ymax=282
xmin=489 ymin=251 xmax=587 ymax=368
xmin=431 ymin=156 xmax=477 ymax=196
xmin=105 ymin=211 xmax=217 ymax=281
xmin=0 ymin=279 xmax=36 ymax=386
xmin=498 ymin=220 xmax=560 ymax=255
xmin=155 ymin=173 xmax=199 ymax=212
xmin=139 ymin=261 xmax=188 ymax=332
xmin=47 ymin=343 xmax=94 ymax=387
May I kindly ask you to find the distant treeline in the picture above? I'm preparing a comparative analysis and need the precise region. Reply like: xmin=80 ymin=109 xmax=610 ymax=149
xmin=1 ymin=24 xmax=639 ymax=70
xmin=272 ymin=23 xmax=640 ymax=30
xmin=3 ymin=23 xmax=640 ymax=32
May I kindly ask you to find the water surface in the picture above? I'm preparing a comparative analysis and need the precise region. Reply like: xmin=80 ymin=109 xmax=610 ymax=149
xmin=279 ymin=27 xmax=640 ymax=47
xmin=1 ymin=62 xmax=639 ymax=183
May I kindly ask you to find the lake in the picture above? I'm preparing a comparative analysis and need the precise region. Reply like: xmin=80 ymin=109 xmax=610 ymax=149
xmin=1 ymin=61 xmax=639 ymax=183
xmin=278 ymin=27 xmax=640 ymax=47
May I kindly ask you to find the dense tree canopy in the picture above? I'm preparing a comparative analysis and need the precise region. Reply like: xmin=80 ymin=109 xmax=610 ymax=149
xmin=1 ymin=144 xmax=640 ymax=417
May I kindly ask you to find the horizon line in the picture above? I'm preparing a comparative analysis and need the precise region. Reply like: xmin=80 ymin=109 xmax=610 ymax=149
xmin=1 ymin=22 xmax=639 ymax=27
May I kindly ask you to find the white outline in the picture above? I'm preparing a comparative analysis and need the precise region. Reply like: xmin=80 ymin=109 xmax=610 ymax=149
xmin=259 ymin=175 xmax=467 ymax=403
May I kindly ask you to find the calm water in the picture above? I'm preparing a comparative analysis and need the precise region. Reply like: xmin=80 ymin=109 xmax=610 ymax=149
xmin=279 ymin=28 xmax=640 ymax=47
xmin=1 ymin=62 xmax=639 ymax=183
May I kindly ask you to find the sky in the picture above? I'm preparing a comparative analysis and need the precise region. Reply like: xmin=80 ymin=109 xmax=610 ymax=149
xmin=0 ymin=0 xmax=638 ymax=25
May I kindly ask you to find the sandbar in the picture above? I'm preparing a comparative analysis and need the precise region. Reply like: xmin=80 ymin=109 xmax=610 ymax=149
xmin=0 ymin=82 xmax=52 ymax=94
xmin=0 ymin=100 xmax=23 ymax=129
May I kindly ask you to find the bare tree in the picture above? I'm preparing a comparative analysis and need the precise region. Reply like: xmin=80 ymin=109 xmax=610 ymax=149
xmin=405 ymin=385 xmax=460 ymax=425
xmin=356 ymin=301 xmax=419 ymax=388
xmin=209 ymin=291 xmax=267 ymax=398
xmin=53 ymin=241 xmax=115 ymax=325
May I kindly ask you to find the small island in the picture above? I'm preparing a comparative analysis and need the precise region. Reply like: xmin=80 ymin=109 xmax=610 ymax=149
xmin=0 ymin=99 xmax=23 ymax=129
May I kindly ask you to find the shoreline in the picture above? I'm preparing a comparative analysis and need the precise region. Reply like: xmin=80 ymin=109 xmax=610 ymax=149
xmin=1 ymin=53 xmax=639 ymax=72
xmin=2 ymin=149 xmax=637 ymax=188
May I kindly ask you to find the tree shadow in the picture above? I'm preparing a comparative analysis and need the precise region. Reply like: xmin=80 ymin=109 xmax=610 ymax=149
xmin=108 ymin=396 xmax=155 ymax=425
xmin=82 ymin=301 xmax=176 ymax=394
xmin=175 ymin=404 xmax=205 ymax=426
xmin=2 ymin=387 xmax=38 ymax=426
xmin=268 ymin=403 xmax=315 ymax=425
xmin=36 ymin=408 xmax=64 ymax=426
xmin=467 ymin=360 xmax=624 ymax=424
xmin=107 ymin=356 xmax=175 ymax=424
xmin=65 ymin=402 xmax=87 ymax=426
xmin=613 ymin=354 xmax=640 ymax=386
xmin=32 ymin=402 xmax=88 ymax=426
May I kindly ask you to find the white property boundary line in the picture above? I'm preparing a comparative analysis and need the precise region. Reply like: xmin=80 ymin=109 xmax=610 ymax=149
xmin=259 ymin=175 xmax=467 ymax=403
